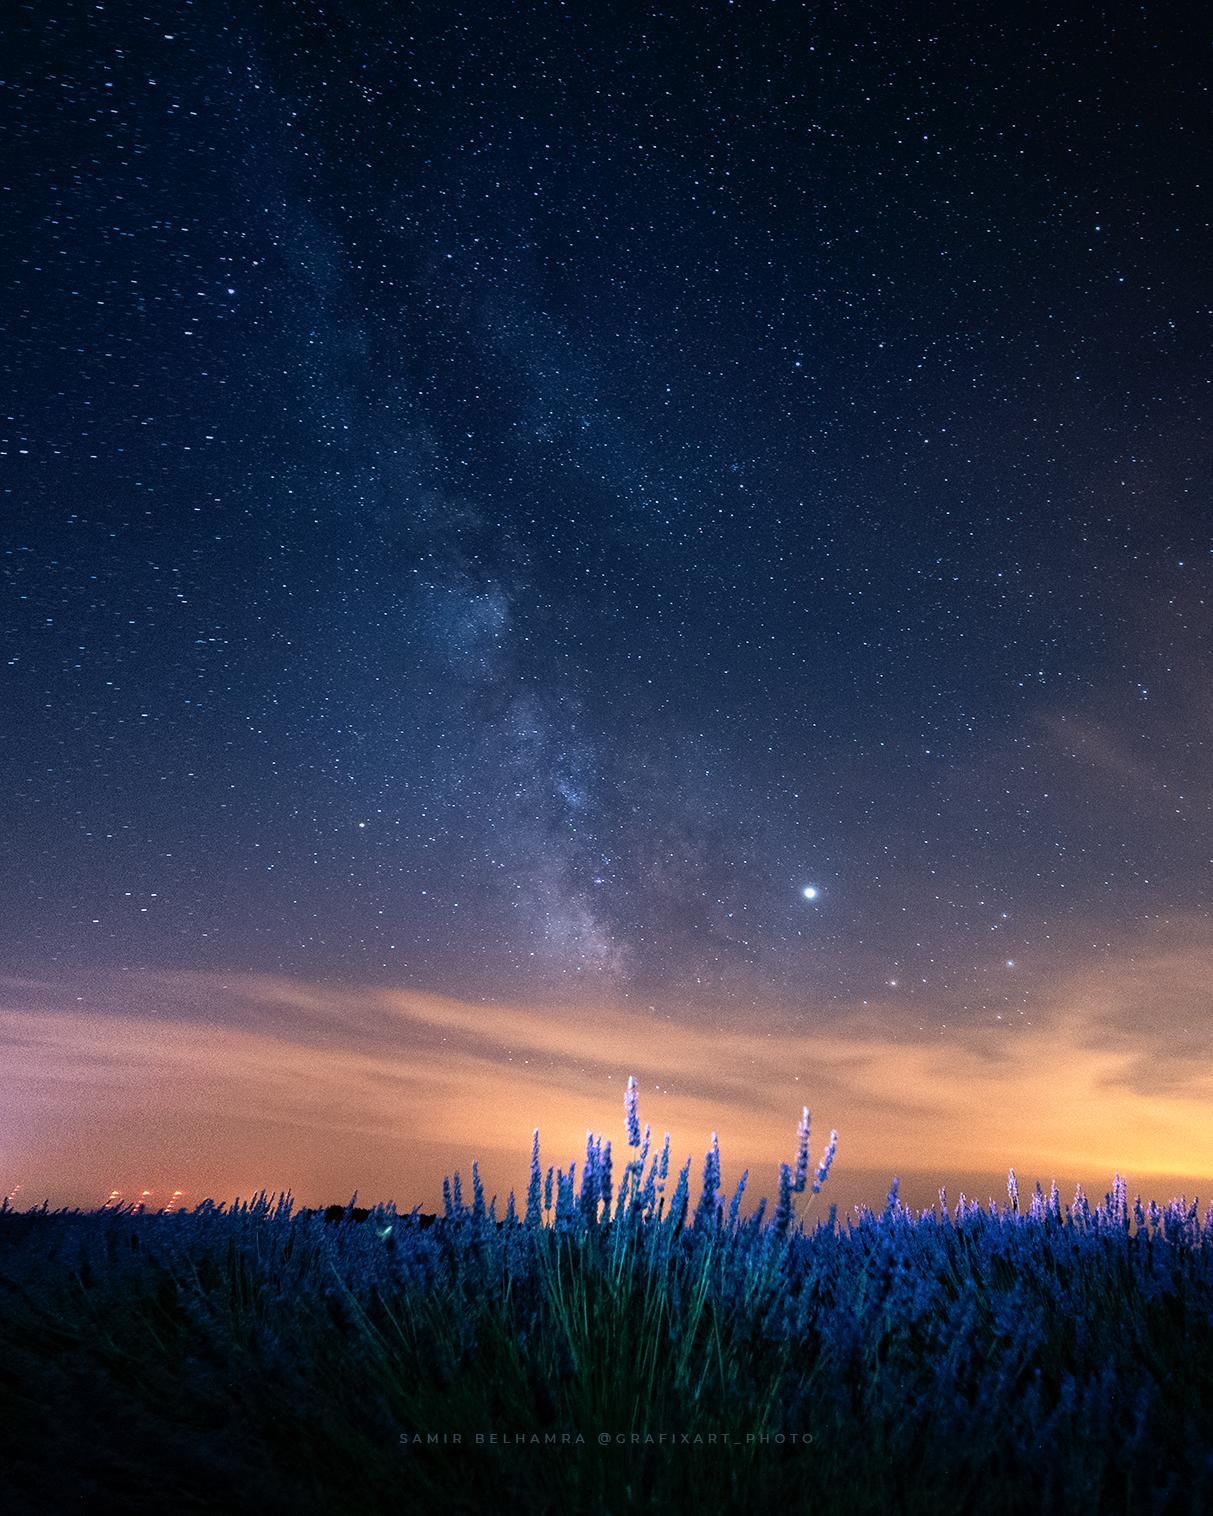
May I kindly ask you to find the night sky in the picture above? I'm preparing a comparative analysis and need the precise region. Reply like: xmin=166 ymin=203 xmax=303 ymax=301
xmin=3 ymin=3 xmax=1211 ymax=1208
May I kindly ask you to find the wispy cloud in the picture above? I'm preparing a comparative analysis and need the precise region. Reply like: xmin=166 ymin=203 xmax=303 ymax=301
xmin=3 ymin=937 xmax=1212 ymax=1209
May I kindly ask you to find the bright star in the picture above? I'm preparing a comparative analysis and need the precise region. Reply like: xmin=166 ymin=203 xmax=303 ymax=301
xmin=801 ymin=885 xmax=820 ymax=900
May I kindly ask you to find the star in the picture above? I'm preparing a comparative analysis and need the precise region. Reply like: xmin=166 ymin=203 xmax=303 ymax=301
xmin=801 ymin=885 xmax=820 ymax=901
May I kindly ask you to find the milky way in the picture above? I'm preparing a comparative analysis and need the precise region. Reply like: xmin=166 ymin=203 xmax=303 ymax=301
xmin=3 ymin=2 xmax=1209 ymax=1077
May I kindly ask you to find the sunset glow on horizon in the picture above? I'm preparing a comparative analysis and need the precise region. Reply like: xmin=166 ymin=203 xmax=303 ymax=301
xmin=7 ymin=916 xmax=1213 ymax=1215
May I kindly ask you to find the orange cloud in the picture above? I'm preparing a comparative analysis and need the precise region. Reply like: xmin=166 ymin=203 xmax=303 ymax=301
xmin=2 ymin=936 xmax=1211 ymax=1214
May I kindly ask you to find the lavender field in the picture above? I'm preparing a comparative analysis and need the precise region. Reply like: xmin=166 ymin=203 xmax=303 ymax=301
xmin=2 ymin=1081 xmax=1211 ymax=1514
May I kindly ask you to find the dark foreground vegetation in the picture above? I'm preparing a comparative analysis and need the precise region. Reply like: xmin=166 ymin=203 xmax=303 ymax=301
xmin=2 ymin=1084 xmax=1211 ymax=1515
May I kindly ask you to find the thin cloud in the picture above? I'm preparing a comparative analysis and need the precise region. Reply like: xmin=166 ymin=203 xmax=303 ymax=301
xmin=3 ymin=960 xmax=1211 ymax=1210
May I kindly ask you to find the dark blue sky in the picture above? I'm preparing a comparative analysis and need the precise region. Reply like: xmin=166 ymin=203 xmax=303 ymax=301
xmin=4 ymin=1 xmax=1209 ymax=1039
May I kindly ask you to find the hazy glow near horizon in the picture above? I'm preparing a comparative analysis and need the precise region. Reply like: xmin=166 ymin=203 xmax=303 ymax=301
xmin=4 ymin=940 xmax=1212 ymax=1213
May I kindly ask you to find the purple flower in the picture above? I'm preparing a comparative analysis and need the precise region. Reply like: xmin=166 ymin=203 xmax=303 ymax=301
xmin=793 ymin=1107 xmax=811 ymax=1194
xmin=773 ymin=1162 xmax=794 ymax=1235
xmin=580 ymin=1132 xmax=601 ymax=1222
xmin=727 ymin=1170 xmax=749 ymax=1230
xmin=695 ymin=1132 xmax=721 ymax=1229
xmin=601 ymin=1139 xmax=613 ymax=1218
xmin=668 ymin=1158 xmax=691 ymax=1232
xmin=624 ymin=1075 xmax=641 ymax=1148
xmin=525 ymin=1129 xmax=542 ymax=1228
xmin=812 ymin=1131 xmax=837 ymax=1194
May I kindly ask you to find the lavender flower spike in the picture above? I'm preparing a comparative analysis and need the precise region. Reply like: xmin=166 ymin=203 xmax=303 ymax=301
xmin=793 ymin=1107 xmax=811 ymax=1194
xmin=773 ymin=1162 xmax=794 ymax=1235
xmin=695 ymin=1131 xmax=721 ymax=1229
xmin=812 ymin=1131 xmax=837 ymax=1194
xmin=525 ymin=1129 xmax=542 ymax=1228
xmin=625 ymin=1074 xmax=641 ymax=1148
xmin=727 ymin=1169 xmax=749 ymax=1230
xmin=601 ymin=1139 xmax=613 ymax=1218
xmin=1008 ymin=1168 xmax=1019 ymax=1214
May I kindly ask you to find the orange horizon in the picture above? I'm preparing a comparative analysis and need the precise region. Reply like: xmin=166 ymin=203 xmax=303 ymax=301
xmin=4 ymin=930 xmax=1213 ymax=1213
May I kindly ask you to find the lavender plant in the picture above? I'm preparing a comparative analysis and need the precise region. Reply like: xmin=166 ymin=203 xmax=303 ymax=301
xmin=0 ymin=1078 xmax=1210 ymax=1516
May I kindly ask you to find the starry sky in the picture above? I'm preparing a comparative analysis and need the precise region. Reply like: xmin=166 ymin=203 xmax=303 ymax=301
xmin=3 ymin=2 xmax=1211 ymax=1208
